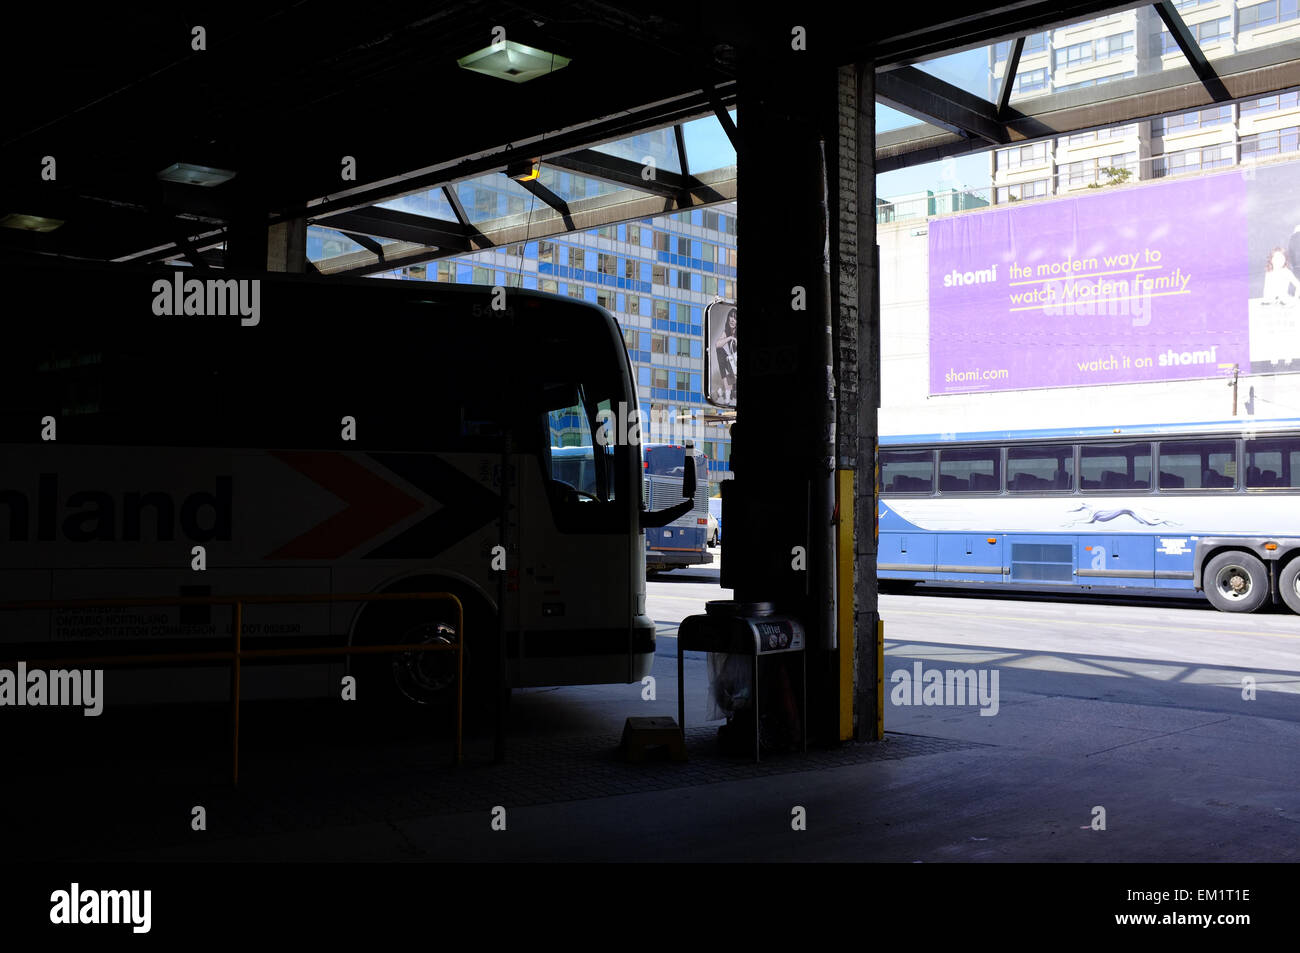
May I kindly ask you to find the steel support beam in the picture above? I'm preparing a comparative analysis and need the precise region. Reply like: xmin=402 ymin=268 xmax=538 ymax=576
xmin=316 ymin=205 xmax=473 ymax=252
xmin=875 ymin=66 xmax=1009 ymax=145
xmin=996 ymin=37 xmax=1025 ymax=118
xmin=309 ymin=166 xmax=736 ymax=273
xmin=1153 ymin=1 xmax=1230 ymax=102
xmin=877 ymin=43 xmax=1300 ymax=171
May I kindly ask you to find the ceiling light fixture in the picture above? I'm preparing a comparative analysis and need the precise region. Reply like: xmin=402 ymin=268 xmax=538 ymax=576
xmin=457 ymin=40 xmax=570 ymax=83
xmin=157 ymin=162 xmax=237 ymax=187
xmin=0 ymin=212 xmax=65 ymax=232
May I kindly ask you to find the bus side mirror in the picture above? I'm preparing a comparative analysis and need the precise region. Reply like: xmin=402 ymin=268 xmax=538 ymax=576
xmin=641 ymin=455 xmax=698 ymax=530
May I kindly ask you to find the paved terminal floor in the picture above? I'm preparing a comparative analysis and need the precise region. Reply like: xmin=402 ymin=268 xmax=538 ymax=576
xmin=9 ymin=550 xmax=1299 ymax=862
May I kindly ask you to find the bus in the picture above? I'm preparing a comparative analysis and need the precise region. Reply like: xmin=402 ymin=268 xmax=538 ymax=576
xmin=0 ymin=257 xmax=697 ymax=711
xmin=877 ymin=420 xmax=1300 ymax=613
xmin=642 ymin=444 xmax=711 ymax=572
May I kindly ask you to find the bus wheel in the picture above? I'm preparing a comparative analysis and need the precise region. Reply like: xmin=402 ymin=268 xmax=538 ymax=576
xmin=1279 ymin=558 xmax=1300 ymax=615
xmin=1203 ymin=552 xmax=1269 ymax=613
xmin=353 ymin=592 xmax=501 ymax=719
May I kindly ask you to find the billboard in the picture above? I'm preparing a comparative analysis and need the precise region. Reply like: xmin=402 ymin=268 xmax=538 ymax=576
xmin=928 ymin=161 xmax=1300 ymax=395
xmin=705 ymin=300 xmax=737 ymax=407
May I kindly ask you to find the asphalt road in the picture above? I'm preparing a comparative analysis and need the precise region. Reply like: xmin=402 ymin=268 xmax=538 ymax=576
xmin=648 ymin=547 xmax=1300 ymax=726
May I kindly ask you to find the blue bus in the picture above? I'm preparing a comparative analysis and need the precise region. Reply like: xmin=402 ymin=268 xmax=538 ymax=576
xmin=643 ymin=444 xmax=711 ymax=572
xmin=877 ymin=420 xmax=1300 ymax=613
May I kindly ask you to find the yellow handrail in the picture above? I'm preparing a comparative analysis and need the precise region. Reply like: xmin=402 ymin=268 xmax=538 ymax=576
xmin=0 ymin=591 xmax=465 ymax=782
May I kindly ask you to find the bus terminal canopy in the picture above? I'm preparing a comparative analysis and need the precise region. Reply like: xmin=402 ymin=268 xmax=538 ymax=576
xmin=10 ymin=1 xmax=1299 ymax=271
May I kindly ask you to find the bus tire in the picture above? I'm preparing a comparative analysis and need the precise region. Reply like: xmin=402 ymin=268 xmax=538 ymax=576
xmin=1278 ymin=558 xmax=1300 ymax=615
xmin=1203 ymin=551 xmax=1269 ymax=613
xmin=351 ymin=586 xmax=503 ymax=725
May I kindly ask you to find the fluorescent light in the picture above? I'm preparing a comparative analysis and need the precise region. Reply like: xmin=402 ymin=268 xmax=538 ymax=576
xmin=457 ymin=40 xmax=570 ymax=83
xmin=157 ymin=162 xmax=237 ymax=187
xmin=0 ymin=213 xmax=64 ymax=232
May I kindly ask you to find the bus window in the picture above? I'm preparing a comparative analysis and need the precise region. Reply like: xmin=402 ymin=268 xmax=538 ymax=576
xmin=1246 ymin=437 xmax=1300 ymax=488
xmin=1080 ymin=443 xmax=1151 ymax=490
xmin=1159 ymin=439 xmax=1236 ymax=490
xmin=1006 ymin=444 xmax=1073 ymax=491
xmin=938 ymin=447 xmax=1000 ymax=493
xmin=880 ymin=449 xmax=934 ymax=493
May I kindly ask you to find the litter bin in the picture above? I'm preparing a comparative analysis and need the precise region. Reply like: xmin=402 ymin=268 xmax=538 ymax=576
xmin=677 ymin=600 xmax=806 ymax=761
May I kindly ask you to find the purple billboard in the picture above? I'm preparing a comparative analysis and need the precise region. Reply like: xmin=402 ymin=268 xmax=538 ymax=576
xmin=928 ymin=169 xmax=1271 ymax=395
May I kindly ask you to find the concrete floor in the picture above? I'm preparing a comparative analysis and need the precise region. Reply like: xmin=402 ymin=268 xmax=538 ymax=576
xmin=9 ymin=549 xmax=1300 ymax=862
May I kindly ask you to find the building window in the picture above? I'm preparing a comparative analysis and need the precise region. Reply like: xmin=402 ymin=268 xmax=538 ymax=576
xmin=1067 ymin=124 xmax=1136 ymax=145
xmin=1013 ymin=68 xmax=1048 ymax=94
xmin=1241 ymin=125 xmax=1300 ymax=160
xmin=996 ymin=142 xmax=1049 ymax=170
xmin=538 ymin=240 xmax=556 ymax=264
xmin=676 ymin=303 xmax=691 ymax=322
xmin=625 ymin=258 xmax=639 ymax=281
xmin=567 ymin=285 xmax=585 ymax=299
xmin=995 ymin=178 xmax=1049 ymax=202
xmin=675 ymin=371 xmax=691 ymax=390
xmin=677 ymin=236 xmax=691 ymax=256
xmin=627 ymin=224 xmax=642 ymax=245
xmin=653 ymin=299 xmax=670 ymax=319
xmin=994 ymin=32 xmax=1047 ymax=62
xmin=472 ymin=265 xmax=491 ymax=284
xmin=598 ymin=253 xmax=617 ymax=276
xmin=1240 ymin=90 xmax=1300 ymax=115
xmin=651 ymin=334 xmax=667 ymax=354
xmin=540 ymin=278 xmax=558 ymax=294
xmin=702 ymin=210 xmax=720 ymax=230
xmin=1151 ymin=105 xmax=1233 ymax=136
xmin=623 ymin=329 xmax=638 ymax=351
xmin=1059 ymin=153 xmax=1136 ymax=187
xmin=652 ymin=264 xmax=667 ymax=285
xmin=1052 ymin=32 xmax=1132 ymax=71
xmin=1240 ymin=0 xmax=1300 ymax=31
xmin=1153 ymin=143 xmax=1235 ymax=177
xmin=651 ymin=369 xmax=669 ymax=389
xmin=675 ymin=270 xmax=693 ymax=290
xmin=568 ymin=247 xmax=585 ymax=270
xmin=653 ymin=231 xmax=670 ymax=252
xmin=1155 ymin=17 xmax=1231 ymax=55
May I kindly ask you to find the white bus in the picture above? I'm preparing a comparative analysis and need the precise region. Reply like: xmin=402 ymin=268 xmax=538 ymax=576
xmin=0 ymin=258 xmax=696 ymax=711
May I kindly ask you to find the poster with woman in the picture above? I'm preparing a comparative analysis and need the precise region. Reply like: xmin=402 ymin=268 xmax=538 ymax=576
xmin=705 ymin=301 xmax=738 ymax=407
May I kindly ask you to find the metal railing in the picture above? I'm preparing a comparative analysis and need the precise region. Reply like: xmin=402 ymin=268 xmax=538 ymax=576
xmin=0 ymin=590 xmax=465 ymax=782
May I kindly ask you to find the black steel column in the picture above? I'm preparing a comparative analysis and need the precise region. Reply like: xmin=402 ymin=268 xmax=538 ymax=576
xmin=730 ymin=47 xmax=845 ymax=744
